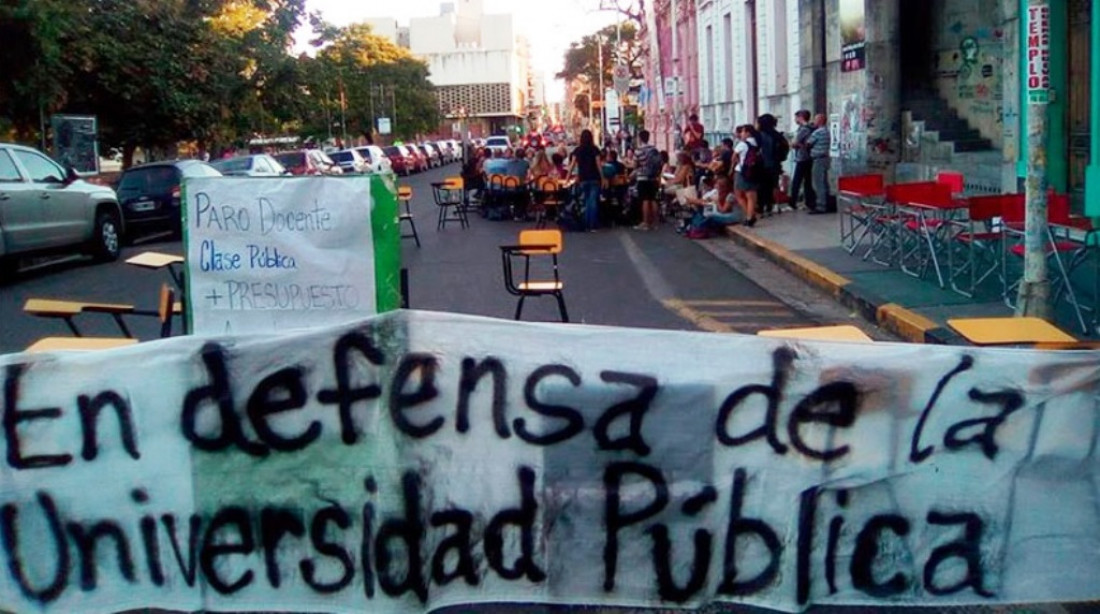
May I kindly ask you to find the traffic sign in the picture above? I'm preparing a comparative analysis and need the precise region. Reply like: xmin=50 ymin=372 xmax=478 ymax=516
xmin=613 ymin=63 xmax=630 ymax=95
xmin=377 ymin=117 xmax=392 ymax=135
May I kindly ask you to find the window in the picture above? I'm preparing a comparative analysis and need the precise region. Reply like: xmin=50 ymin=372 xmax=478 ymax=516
xmin=723 ymin=13 xmax=733 ymax=100
xmin=253 ymin=157 xmax=273 ymax=173
xmin=13 ymin=150 xmax=64 ymax=183
xmin=706 ymin=25 xmax=715 ymax=103
xmin=0 ymin=150 xmax=21 ymax=182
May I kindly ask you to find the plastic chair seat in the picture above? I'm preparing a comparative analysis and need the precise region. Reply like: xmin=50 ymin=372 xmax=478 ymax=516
xmin=955 ymin=231 xmax=1002 ymax=243
xmin=1009 ymin=241 xmax=1080 ymax=257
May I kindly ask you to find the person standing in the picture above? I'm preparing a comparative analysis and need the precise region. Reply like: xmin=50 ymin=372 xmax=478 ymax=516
xmin=732 ymin=125 xmax=760 ymax=226
xmin=632 ymin=130 xmax=661 ymax=230
xmin=805 ymin=113 xmax=832 ymax=214
xmin=753 ymin=114 xmax=790 ymax=217
xmin=789 ymin=110 xmax=816 ymax=211
xmin=683 ymin=113 xmax=705 ymax=154
xmin=569 ymin=129 xmax=603 ymax=231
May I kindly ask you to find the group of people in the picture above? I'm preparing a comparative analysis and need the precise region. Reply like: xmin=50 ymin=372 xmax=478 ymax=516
xmin=665 ymin=110 xmax=832 ymax=238
xmin=455 ymin=109 xmax=831 ymax=236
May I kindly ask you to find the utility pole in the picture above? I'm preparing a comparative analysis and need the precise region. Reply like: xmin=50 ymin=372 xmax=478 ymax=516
xmin=598 ymin=33 xmax=605 ymax=142
xmin=1016 ymin=0 xmax=1052 ymax=318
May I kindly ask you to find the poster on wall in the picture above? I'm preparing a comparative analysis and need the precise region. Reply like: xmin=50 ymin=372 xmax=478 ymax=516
xmin=840 ymin=0 xmax=866 ymax=72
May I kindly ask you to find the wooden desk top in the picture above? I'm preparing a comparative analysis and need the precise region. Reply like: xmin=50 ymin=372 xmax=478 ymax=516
xmin=757 ymin=325 xmax=874 ymax=342
xmin=24 ymin=298 xmax=133 ymax=316
xmin=947 ymin=317 xmax=1078 ymax=345
xmin=27 ymin=337 xmax=139 ymax=353
xmin=126 ymin=251 xmax=184 ymax=269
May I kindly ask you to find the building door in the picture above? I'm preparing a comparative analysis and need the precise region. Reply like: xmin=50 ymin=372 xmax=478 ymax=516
xmin=1068 ymin=0 xmax=1091 ymax=212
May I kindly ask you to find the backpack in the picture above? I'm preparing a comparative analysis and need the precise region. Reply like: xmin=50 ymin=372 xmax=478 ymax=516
xmin=639 ymin=146 xmax=662 ymax=180
xmin=758 ymin=130 xmax=789 ymax=171
xmin=741 ymin=144 xmax=764 ymax=183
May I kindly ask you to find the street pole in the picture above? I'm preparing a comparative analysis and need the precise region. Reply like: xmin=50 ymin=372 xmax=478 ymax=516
xmin=598 ymin=33 xmax=605 ymax=143
xmin=1016 ymin=0 xmax=1052 ymax=318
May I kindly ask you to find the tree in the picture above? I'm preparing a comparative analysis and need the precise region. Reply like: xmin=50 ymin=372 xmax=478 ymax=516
xmin=557 ymin=22 xmax=641 ymax=115
xmin=308 ymin=23 xmax=439 ymax=142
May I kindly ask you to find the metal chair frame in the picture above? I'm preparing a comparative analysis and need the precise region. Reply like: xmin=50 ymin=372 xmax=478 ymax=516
xmin=500 ymin=229 xmax=569 ymax=322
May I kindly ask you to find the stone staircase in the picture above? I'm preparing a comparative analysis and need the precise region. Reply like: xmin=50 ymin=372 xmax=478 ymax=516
xmin=904 ymin=91 xmax=993 ymax=153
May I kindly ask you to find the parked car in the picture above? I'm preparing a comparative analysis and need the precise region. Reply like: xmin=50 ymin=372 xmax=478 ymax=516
xmin=418 ymin=144 xmax=442 ymax=169
xmin=399 ymin=145 xmax=428 ymax=173
xmin=355 ymin=145 xmax=392 ymax=175
xmin=328 ymin=148 xmax=371 ymax=174
xmin=429 ymin=141 xmax=454 ymax=164
xmin=382 ymin=146 xmax=411 ymax=176
xmin=485 ymin=136 xmax=511 ymax=155
xmin=210 ymin=154 xmax=287 ymax=177
xmin=273 ymin=149 xmax=343 ymax=176
xmin=0 ymin=142 xmax=126 ymax=273
xmin=115 ymin=159 xmax=222 ymax=238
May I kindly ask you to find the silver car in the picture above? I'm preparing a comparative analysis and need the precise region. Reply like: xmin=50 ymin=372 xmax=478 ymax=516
xmin=329 ymin=149 xmax=372 ymax=175
xmin=0 ymin=143 xmax=124 ymax=276
xmin=210 ymin=154 xmax=288 ymax=177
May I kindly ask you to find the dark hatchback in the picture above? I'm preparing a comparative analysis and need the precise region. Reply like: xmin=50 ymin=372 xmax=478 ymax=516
xmin=115 ymin=160 xmax=221 ymax=239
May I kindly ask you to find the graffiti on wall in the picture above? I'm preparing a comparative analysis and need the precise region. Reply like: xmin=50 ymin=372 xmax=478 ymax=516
xmin=838 ymin=94 xmax=865 ymax=163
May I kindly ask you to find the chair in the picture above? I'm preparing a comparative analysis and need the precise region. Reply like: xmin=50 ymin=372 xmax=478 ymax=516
xmin=531 ymin=176 xmax=565 ymax=228
xmin=947 ymin=316 xmax=1077 ymax=346
xmin=499 ymin=229 xmax=569 ymax=322
xmin=1001 ymin=192 xmax=1090 ymax=332
xmin=937 ymin=171 xmax=965 ymax=197
xmin=26 ymin=284 xmax=177 ymax=352
xmin=757 ymin=325 xmax=874 ymax=342
xmin=947 ymin=194 xmax=1018 ymax=297
xmin=432 ymin=182 xmax=469 ymax=230
xmin=397 ymin=186 xmax=420 ymax=247
xmin=837 ymin=174 xmax=886 ymax=257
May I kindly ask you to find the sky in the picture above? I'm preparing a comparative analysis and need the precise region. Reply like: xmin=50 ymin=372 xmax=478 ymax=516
xmin=302 ymin=0 xmax=619 ymax=102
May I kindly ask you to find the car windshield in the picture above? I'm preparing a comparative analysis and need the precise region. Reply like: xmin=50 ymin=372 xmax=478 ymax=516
xmin=117 ymin=166 xmax=179 ymax=195
xmin=329 ymin=151 xmax=353 ymax=163
xmin=211 ymin=158 xmax=252 ymax=173
xmin=487 ymin=137 xmax=509 ymax=147
xmin=383 ymin=147 xmax=401 ymax=156
xmin=274 ymin=152 xmax=305 ymax=167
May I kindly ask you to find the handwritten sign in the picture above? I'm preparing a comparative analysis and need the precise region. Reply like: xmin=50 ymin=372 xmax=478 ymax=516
xmin=184 ymin=176 xmax=376 ymax=335
xmin=1027 ymin=3 xmax=1050 ymax=104
xmin=1 ymin=310 xmax=1098 ymax=613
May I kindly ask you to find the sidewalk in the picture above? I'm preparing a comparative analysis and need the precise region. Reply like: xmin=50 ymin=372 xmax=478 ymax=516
xmin=719 ymin=208 xmax=1098 ymax=345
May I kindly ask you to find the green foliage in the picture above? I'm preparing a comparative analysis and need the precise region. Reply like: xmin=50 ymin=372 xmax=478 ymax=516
xmin=557 ymin=21 xmax=641 ymax=114
xmin=0 ymin=2 xmax=438 ymax=162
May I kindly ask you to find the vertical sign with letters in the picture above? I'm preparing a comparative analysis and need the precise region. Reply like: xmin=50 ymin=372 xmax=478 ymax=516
xmin=1027 ymin=2 xmax=1051 ymax=104
xmin=183 ymin=176 xmax=377 ymax=336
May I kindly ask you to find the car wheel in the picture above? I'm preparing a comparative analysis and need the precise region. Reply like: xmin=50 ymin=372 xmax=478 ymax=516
xmin=91 ymin=210 xmax=122 ymax=261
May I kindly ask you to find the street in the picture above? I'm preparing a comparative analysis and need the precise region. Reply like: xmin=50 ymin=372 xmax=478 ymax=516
xmin=0 ymin=164 xmax=889 ymax=354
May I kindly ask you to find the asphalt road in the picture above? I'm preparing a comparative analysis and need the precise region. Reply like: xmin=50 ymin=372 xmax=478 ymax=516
xmin=0 ymin=162 xmax=884 ymax=354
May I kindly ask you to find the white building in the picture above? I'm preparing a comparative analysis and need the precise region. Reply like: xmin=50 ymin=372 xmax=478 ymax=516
xmin=696 ymin=0 xmax=803 ymax=140
xmin=407 ymin=0 xmax=530 ymax=136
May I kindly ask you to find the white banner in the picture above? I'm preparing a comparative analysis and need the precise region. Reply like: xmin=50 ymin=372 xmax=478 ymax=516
xmin=184 ymin=176 xmax=376 ymax=336
xmin=1 ymin=311 xmax=1098 ymax=613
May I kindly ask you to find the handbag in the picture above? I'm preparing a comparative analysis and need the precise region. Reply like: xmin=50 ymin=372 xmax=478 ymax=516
xmin=676 ymin=186 xmax=698 ymax=206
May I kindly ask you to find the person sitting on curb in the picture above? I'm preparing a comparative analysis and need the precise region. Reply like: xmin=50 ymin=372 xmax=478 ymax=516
xmin=677 ymin=175 xmax=744 ymax=239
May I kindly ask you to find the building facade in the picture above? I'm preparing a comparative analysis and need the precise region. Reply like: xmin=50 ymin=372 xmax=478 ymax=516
xmin=406 ymin=0 xmax=530 ymax=138
xmin=695 ymin=0 xmax=803 ymax=143
xmin=640 ymin=0 xmax=1098 ymax=216
xmin=641 ymin=0 xmax=700 ymax=152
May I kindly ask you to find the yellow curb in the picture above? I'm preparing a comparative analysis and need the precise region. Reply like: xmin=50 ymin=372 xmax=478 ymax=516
xmin=877 ymin=303 xmax=938 ymax=343
xmin=727 ymin=227 xmax=850 ymax=297
xmin=663 ymin=299 xmax=739 ymax=333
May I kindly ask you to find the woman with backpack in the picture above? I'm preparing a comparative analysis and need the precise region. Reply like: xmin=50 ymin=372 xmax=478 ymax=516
xmin=732 ymin=124 xmax=761 ymax=227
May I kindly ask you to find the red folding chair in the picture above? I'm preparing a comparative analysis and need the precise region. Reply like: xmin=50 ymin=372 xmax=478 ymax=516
xmin=837 ymin=174 xmax=886 ymax=257
xmin=1002 ymin=192 xmax=1090 ymax=332
xmin=948 ymin=194 xmax=1019 ymax=297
